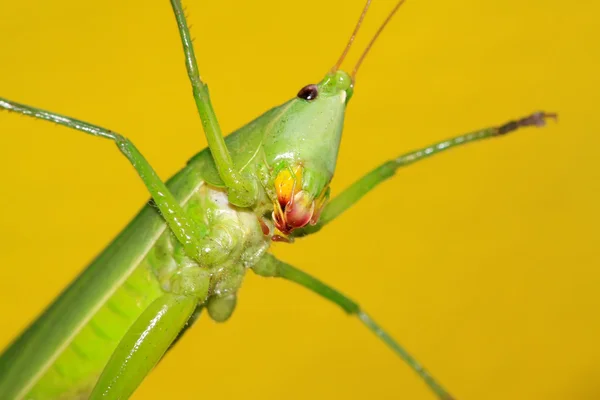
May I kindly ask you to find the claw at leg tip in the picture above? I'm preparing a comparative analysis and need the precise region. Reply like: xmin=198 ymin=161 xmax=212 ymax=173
xmin=533 ymin=111 xmax=558 ymax=126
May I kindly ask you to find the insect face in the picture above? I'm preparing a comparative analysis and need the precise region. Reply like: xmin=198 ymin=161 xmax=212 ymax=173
xmin=264 ymin=70 xmax=353 ymax=238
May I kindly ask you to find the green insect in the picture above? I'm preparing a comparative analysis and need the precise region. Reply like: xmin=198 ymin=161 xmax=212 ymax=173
xmin=0 ymin=0 xmax=556 ymax=399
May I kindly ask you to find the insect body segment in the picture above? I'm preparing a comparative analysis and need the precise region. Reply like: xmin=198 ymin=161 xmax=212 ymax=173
xmin=147 ymin=184 xmax=270 ymax=300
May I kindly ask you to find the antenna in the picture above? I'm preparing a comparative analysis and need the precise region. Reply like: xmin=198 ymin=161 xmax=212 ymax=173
xmin=352 ymin=0 xmax=407 ymax=79
xmin=331 ymin=0 xmax=372 ymax=73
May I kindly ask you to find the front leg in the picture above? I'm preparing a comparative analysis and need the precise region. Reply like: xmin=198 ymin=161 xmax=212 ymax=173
xmin=0 ymin=97 xmax=231 ymax=267
xmin=295 ymin=111 xmax=556 ymax=237
xmin=169 ymin=0 xmax=258 ymax=207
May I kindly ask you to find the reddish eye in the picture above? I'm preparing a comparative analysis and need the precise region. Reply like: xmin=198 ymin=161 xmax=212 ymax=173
xmin=297 ymin=84 xmax=318 ymax=101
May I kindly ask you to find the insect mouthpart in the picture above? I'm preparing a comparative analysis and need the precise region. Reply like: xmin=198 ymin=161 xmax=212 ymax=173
xmin=271 ymin=165 xmax=329 ymax=238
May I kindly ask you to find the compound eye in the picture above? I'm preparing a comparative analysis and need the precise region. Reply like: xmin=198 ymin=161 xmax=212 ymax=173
xmin=297 ymin=84 xmax=318 ymax=101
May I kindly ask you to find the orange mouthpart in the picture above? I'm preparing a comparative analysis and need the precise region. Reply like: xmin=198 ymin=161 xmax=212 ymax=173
xmin=272 ymin=166 xmax=328 ymax=236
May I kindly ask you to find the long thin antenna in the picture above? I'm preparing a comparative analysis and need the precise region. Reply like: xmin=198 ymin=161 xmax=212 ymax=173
xmin=331 ymin=0 xmax=372 ymax=73
xmin=352 ymin=0 xmax=407 ymax=79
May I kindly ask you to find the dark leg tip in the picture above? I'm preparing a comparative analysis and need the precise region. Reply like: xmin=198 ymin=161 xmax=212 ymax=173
xmin=527 ymin=111 xmax=558 ymax=127
xmin=496 ymin=111 xmax=558 ymax=135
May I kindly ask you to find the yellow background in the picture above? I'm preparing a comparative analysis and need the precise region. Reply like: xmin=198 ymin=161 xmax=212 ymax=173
xmin=0 ymin=0 xmax=597 ymax=399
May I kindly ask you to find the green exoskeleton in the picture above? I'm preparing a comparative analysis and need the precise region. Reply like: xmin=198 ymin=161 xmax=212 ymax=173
xmin=0 ymin=0 xmax=556 ymax=399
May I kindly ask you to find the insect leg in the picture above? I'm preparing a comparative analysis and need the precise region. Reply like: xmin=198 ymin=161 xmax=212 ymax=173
xmin=0 ymin=97 xmax=230 ymax=265
xmin=169 ymin=0 xmax=258 ymax=208
xmin=252 ymin=253 xmax=454 ymax=400
xmin=90 ymin=294 xmax=198 ymax=399
xmin=296 ymin=111 xmax=557 ymax=237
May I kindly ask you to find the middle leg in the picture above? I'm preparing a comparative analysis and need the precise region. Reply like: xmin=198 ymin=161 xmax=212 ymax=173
xmin=252 ymin=253 xmax=455 ymax=400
